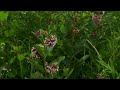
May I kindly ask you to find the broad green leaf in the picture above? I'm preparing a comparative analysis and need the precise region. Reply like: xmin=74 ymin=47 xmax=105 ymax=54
xmin=0 ymin=11 xmax=8 ymax=21
xmin=12 ymin=46 xmax=19 ymax=52
xmin=33 ymin=61 xmax=44 ymax=73
xmin=7 ymin=72 xmax=15 ymax=78
xmin=17 ymin=53 xmax=26 ymax=61
xmin=12 ymin=46 xmax=22 ymax=52
xmin=63 ymin=68 xmax=69 ymax=76
xmin=60 ymin=24 xmax=66 ymax=33
xmin=58 ymin=56 xmax=65 ymax=63
xmin=47 ymin=47 xmax=53 ymax=52
xmin=35 ymin=44 xmax=44 ymax=55
xmin=31 ymin=72 xmax=44 ymax=79
xmin=78 ymin=55 xmax=90 ymax=64
xmin=47 ymin=52 xmax=53 ymax=56
xmin=4 ymin=29 xmax=15 ymax=37
xmin=70 ymin=55 xmax=90 ymax=78
xmin=4 ymin=31 xmax=9 ymax=37
xmin=10 ymin=29 xmax=15 ymax=36
xmin=51 ymin=56 xmax=65 ymax=64
xmin=9 ymin=57 xmax=16 ymax=64
xmin=97 ymin=60 xmax=109 ymax=69
xmin=66 ymin=68 xmax=74 ymax=79
xmin=38 ymin=65 xmax=44 ymax=73
xmin=117 ymin=73 xmax=120 ymax=79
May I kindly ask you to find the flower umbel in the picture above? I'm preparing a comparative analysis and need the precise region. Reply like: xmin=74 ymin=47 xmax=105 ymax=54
xmin=92 ymin=15 xmax=102 ymax=26
xmin=31 ymin=47 xmax=39 ymax=58
xmin=35 ymin=30 xmax=41 ymax=37
xmin=43 ymin=30 xmax=48 ymax=36
xmin=44 ymin=35 xmax=57 ymax=48
xmin=72 ymin=27 xmax=80 ymax=35
xmin=31 ymin=47 xmax=44 ymax=60
xmin=45 ymin=62 xmax=59 ymax=74
xmin=91 ymin=31 xmax=97 ymax=38
xmin=94 ymin=11 xmax=105 ymax=16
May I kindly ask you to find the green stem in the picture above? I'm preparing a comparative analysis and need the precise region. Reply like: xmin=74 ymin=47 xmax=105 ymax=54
xmin=18 ymin=40 xmax=27 ymax=51
xmin=87 ymin=39 xmax=102 ymax=61
xmin=20 ymin=61 xmax=23 ymax=79
xmin=84 ymin=43 xmax=86 ymax=56
xmin=43 ymin=57 xmax=47 ymax=78
xmin=30 ymin=63 xmax=32 ymax=75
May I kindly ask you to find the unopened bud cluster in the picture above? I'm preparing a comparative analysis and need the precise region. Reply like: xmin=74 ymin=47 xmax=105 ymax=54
xmin=35 ymin=30 xmax=41 ymax=37
xmin=72 ymin=27 xmax=80 ymax=34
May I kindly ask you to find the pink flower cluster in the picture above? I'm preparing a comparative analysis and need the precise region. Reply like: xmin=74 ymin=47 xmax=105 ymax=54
xmin=92 ymin=14 xmax=102 ymax=26
xmin=45 ymin=62 xmax=59 ymax=74
xmin=95 ymin=11 xmax=105 ymax=16
xmin=35 ymin=30 xmax=41 ymax=37
xmin=92 ymin=11 xmax=105 ymax=26
xmin=31 ymin=47 xmax=43 ymax=59
xmin=44 ymin=35 xmax=57 ymax=48
xmin=72 ymin=27 xmax=80 ymax=34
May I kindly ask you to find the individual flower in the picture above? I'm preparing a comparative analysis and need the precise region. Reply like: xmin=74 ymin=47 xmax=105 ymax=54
xmin=45 ymin=62 xmax=59 ymax=74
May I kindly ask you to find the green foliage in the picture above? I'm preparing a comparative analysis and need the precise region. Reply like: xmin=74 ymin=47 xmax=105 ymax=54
xmin=1 ymin=11 xmax=120 ymax=79
xmin=0 ymin=11 xmax=8 ymax=21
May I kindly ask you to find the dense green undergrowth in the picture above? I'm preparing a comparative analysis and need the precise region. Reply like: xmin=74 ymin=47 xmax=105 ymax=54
xmin=0 ymin=11 xmax=120 ymax=79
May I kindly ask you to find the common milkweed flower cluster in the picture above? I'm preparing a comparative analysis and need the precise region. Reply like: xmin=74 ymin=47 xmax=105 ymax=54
xmin=96 ymin=73 xmax=108 ymax=79
xmin=91 ymin=31 xmax=97 ymax=38
xmin=45 ymin=62 xmax=59 ymax=74
xmin=31 ymin=30 xmax=57 ymax=60
xmin=35 ymin=29 xmax=48 ymax=37
xmin=31 ymin=30 xmax=59 ymax=75
xmin=31 ymin=47 xmax=41 ymax=59
xmin=31 ymin=47 xmax=44 ymax=60
xmin=92 ymin=11 xmax=105 ymax=26
xmin=35 ymin=30 xmax=41 ymax=37
xmin=72 ymin=27 xmax=80 ymax=34
xmin=44 ymin=35 xmax=57 ymax=48
xmin=95 ymin=11 xmax=105 ymax=16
